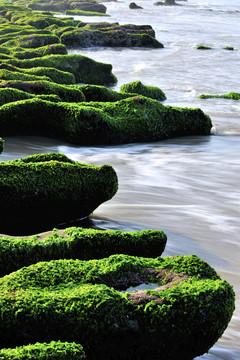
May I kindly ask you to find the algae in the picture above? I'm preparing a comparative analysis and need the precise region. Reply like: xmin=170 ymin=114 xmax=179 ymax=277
xmin=0 ymin=153 xmax=118 ymax=234
xmin=0 ymin=227 xmax=167 ymax=275
xmin=0 ymin=254 xmax=235 ymax=360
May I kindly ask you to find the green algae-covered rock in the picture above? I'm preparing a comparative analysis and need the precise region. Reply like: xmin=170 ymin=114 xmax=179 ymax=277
xmin=0 ymin=341 xmax=86 ymax=360
xmin=0 ymin=137 xmax=4 ymax=154
xmin=2 ymin=54 xmax=117 ymax=84
xmin=0 ymin=96 xmax=212 ymax=144
xmin=0 ymin=63 xmax=76 ymax=85
xmin=78 ymin=84 xmax=134 ymax=102
xmin=0 ymin=69 xmax=51 ymax=82
xmin=196 ymin=45 xmax=212 ymax=50
xmin=120 ymin=80 xmax=166 ymax=101
xmin=0 ymin=153 xmax=118 ymax=234
xmin=11 ymin=43 xmax=68 ymax=59
xmin=0 ymin=227 xmax=167 ymax=275
xmin=0 ymin=87 xmax=61 ymax=106
xmin=0 ymin=254 xmax=235 ymax=360
xmin=60 ymin=26 xmax=163 ymax=49
xmin=199 ymin=92 xmax=240 ymax=100
xmin=0 ymin=80 xmax=85 ymax=102
xmin=65 ymin=9 xmax=109 ymax=16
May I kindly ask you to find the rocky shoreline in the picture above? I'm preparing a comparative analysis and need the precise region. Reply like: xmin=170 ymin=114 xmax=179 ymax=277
xmin=0 ymin=0 xmax=235 ymax=359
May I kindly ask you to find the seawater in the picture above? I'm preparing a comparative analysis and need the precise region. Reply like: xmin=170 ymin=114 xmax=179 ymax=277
xmin=1 ymin=0 xmax=240 ymax=358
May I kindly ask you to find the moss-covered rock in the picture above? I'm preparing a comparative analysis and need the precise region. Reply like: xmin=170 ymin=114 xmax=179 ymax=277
xmin=199 ymin=92 xmax=240 ymax=100
xmin=77 ymin=84 xmax=134 ymax=102
xmin=11 ymin=43 xmax=68 ymax=59
xmin=65 ymin=9 xmax=109 ymax=16
xmin=0 ymin=63 xmax=76 ymax=85
xmin=196 ymin=45 xmax=212 ymax=50
xmin=0 ymin=87 xmax=61 ymax=106
xmin=2 ymin=54 xmax=117 ymax=85
xmin=0 ymin=96 xmax=212 ymax=143
xmin=0 ymin=137 xmax=4 ymax=154
xmin=0 ymin=341 xmax=86 ymax=360
xmin=0 ymin=227 xmax=167 ymax=275
xmin=0 ymin=69 xmax=51 ymax=82
xmin=0 ymin=153 xmax=118 ymax=234
xmin=223 ymin=46 xmax=234 ymax=50
xmin=28 ymin=1 xmax=106 ymax=14
xmin=60 ymin=23 xmax=163 ymax=49
xmin=0 ymin=254 xmax=235 ymax=360
xmin=0 ymin=80 xmax=85 ymax=102
xmin=120 ymin=80 xmax=166 ymax=101
xmin=1 ymin=33 xmax=60 ymax=48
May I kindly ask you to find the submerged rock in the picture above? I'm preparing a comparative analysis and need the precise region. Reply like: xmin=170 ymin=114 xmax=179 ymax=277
xmin=0 ymin=227 xmax=167 ymax=275
xmin=0 ymin=254 xmax=235 ymax=360
xmin=129 ymin=3 xmax=143 ymax=9
xmin=196 ymin=45 xmax=212 ymax=50
xmin=199 ymin=92 xmax=240 ymax=100
xmin=154 ymin=0 xmax=181 ymax=5
xmin=0 ymin=153 xmax=118 ymax=234
xmin=0 ymin=341 xmax=86 ymax=360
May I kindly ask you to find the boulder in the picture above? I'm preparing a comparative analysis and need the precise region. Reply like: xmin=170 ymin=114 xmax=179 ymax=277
xmin=0 ymin=254 xmax=235 ymax=360
xmin=0 ymin=227 xmax=167 ymax=275
xmin=60 ymin=24 xmax=163 ymax=48
xmin=154 ymin=0 xmax=181 ymax=5
xmin=0 ymin=153 xmax=118 ymax=234
xmin=129 ymin=3 xmax=143 ymax=9
xmin=70 ymin=2 xmax=107 ymax=14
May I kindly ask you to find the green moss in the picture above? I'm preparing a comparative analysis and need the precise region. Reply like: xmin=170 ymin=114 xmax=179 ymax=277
xmin=82 ymin=96 xmax=212 ymax=142
xmin=12 ymin=43 xmax=68 ymax=59
xmin=0 ymin=69 xmax=52 ymax=82
xmin=199 ymin=92 xmax=240 ymax=100
xmin=0 ymin=96 xmax=212 ymax=143
xmin=223 ymin=46 xmax=234 ymax=50
xmin=0 ymin=152 xmax=118 ymax=234
xmin=0 ymin=80 xmax=85 ymax=102
xmin=196 ymin=45 xmax=212 ymax=50
xmin=0 ymin=63 xmax=76 ymax=85
xmin=0 ymin=227 xmax=167 ymax=275
xmin=77 ymin=84 xmax=134 ymax=102
xmin=8 ymin=10 xmax=80 ymax=29
xmin=2 ymin=54 xmax=117 ymax=85
xmin=0 ymin=137 xmax=4 ymax=154
xmin=120 ymin=81 xmax=166 ymax=101
xmin=0 ymin=254 xmax=235 ymax=360
xmin=1 ymin=33 xmax=60 ymax=48
xmin=65 ymin=9 xmax=109 ymax=16
xmin=0 ymin=87 xmax=61 ymax=106
xmin=0 ymin=341 xmax=86 ymax=360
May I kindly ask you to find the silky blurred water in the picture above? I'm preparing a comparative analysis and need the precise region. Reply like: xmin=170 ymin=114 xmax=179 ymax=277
xmin=1 ymin=0 xmax=240 ymax=358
